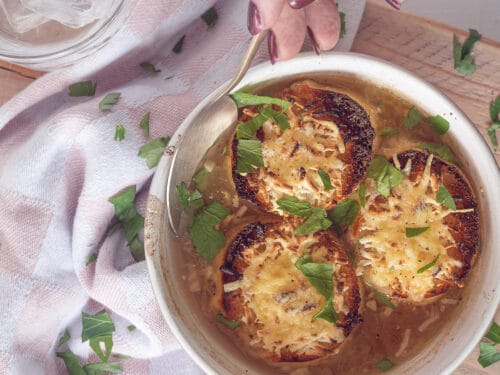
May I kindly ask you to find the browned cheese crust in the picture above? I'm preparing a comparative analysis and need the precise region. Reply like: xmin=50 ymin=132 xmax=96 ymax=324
xmin=232 ymin=80 xmax=374 ymax=213
xmin=219 ymin=220 xmax=362 ymax=362
xmin=350 ymin=150 xmax=479 ymax=302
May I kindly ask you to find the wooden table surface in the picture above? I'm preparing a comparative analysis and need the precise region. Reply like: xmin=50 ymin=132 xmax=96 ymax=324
xmin=0 ymin=0 xmax=498 ymax=373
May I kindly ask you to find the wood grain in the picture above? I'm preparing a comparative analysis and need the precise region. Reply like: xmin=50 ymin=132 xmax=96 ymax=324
xmin=0 ymin=0 xmax=498 ymax=372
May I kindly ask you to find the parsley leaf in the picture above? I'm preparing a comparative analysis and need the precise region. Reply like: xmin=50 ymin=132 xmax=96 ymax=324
xmin=375 ymin=358 xmax=394 ymax=372
xmin=83 ymin=362 xmax=123 ymax=375
xmin=294 ymin=207 xmax=332 ymax=235
xmin=127 ymin=325 xmax=136 ymax=332
xmin=139 ymin=112 xmax=150 ymax=137
xmin=436 ymin=183 xmax=456 ymax=211
xmin=295 ymin=254 xmax=333 ymax=299
xmin=379 ymin=127 xmax=398 ymax=136
xmin=236 ymin=112 xmax=270 ymax=139
xmin=68 ymin=80 xmax=96 ymax=97
xmin=405 ymin=226 xmax=430 ymax=238
xmin=366 ymin=155 xmax=403 ymax=198
xmin=138 ymin=137 xmax=169 ymax=169
xmin=313 ymin=296 xmax=338 ymax=322
xmin=109 ymin=186 xmax=145 ymax=262
xmin=417 ymin=142 xmax=457 ymax=163
xmin=417 ymin=254 xmax=440 ymax=274
xmin=478 ymin=342 xmax=500 ymax=368
xmin=140 ymin=62 xmax=161 ymax=73
xmin=56 ymin=350 xmax=86 ymax=375
xmin=277 ymin=196 xmax=313 ymax=217
xmin=358 ymin=183 xmax=367 ymax=208
xmin=327 ymin=199 xmax=360 ymax=227
xmin=486 ymin=322 xmax=500 ymax=344
xmin=99 ymin=92 xmax=121 ymax=111
xmin=487 ymin=123 xmax=500 ymax=151
xmin=374 ymin=291 xmax=395 ymax=309
xmin=488 ymin=96 xmax=500 ymax=151
xmin=173 ymin=35 xmax=185 ymax=54
xmin=230 ymin=92 xmax=290 ymax=110
xmin=259 ymin=107 xmax=290 ymax=131
xmin=453 ymin=30 xmax=481 ymax=76
xmin=318 ymin=169 xmax=334 ymax=191
xmin=114 ymin=124 xmax=125 ymax=141
xmin=81 ymin=311 xmax=115 ymax=342
xmin=403 ymin=106 xmax=423 ymax=130
xmin=188 ymin=202 xmax=230 ymax=261
xmin=113 ymin=353 xmax=131 ymax=360
xmin=490 ymin=96 xmax=500 ymax=122
xmin=236 ymin=139 xmax=264 ymax=173
xmin=216 ymin=313 xmax=241 ymax=330
xmin=339 ymin=12 xmax=346 ymax=39
xmin=89 ymin=335 xmax=113 ymax=363
xmin=176 ymin=182 xmax=204 ymax=211
xmin=201 ymin=7 xmax=218 ymax=29
xmin=426 ymin=115 xmax=450 ymax=135
xmin=58 ymin=328 xmax=71 ymax=347
xmin=86 ymin=253 xmax=97 ymax=266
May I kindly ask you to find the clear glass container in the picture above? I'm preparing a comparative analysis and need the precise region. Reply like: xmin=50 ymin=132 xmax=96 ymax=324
xmin=0 ymin=0 xmax=137 ymax=71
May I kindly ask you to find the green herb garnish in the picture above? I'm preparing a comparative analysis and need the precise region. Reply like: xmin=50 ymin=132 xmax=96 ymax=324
xmin=82 ymin=310 xmax=115 ymax=363
xmin=479 ymin=342 xmax=500 ymax=368
xmin=236 ymin=139 xmax=264 ymax=173
xmin=487 ymin=96 xmax=500 ymax=151
xmin=113 ymin=353 xmax=131 ymax=360
xmin=375 ymin=358 xmax=394 ymax=372
xmin=99 ymin=92 xmax=120 ymax=111
xmin=417 ymin=142 xmax=457 ymax=163
xmin=486 ymin=322 xmax=500 ymax=343
xmin=188 ymin=202 xmax=230 ymax=261
xmin=313 ymin=296 xmax=338 ymax=322
xmin=366 ymin=155 xmax=403 ymax=198
xmin=277 ymin=196 xmax=313 ymax=217
xmin=138 ymin=136 xmax=169 ymax=169
xmin=139 ymin=112 xmax=150 ymax=137
xmin=140 ymin=62 xmax=161 ymax=73
xmin=58 ymin=328 xmax=71 ymax=347
xmin=68 ymin=80 xmax=96 ymax=97
xmin=379 ymin=128 xmax=398 ymax=136
xmin=216 ymin=313 xmax=241 ymax=330
xmin=201 ymin=7 xmax=218 ymax=28
xmin=176 ymin=182 xmax=204 ymax=211
xmin=417 ymin=254 xmax=440 ymax=274
xmin=426 ymin=115 xmax=450 ymax=135
xmin=405 ymin=226 xmax=430 ymax=238
xmin=173 ymin=35 xmax=185 ymax=54
xmin=339 ymin=12 xmax=346 ymax=39
xmin=259 ymin=107 xmax=290 ymax=131
xmin=403 ymin=106 xmax=422 ymax=130
xmin=318 ymin=169 xmax=334 ymax=191
xmin=436 ymin=183 xmax=456 ymax=211
xmin=230 ymin=92 xmax=290 ymax=110
xmin=453 ymin=29 xmax=481 ymax=76
xmin=127 ymin=325 xmax=136 ymax=332
xmin=328 ymin=199 xmax=360 ymax=227
xmin=56 ymin=350 xmax=86 ymax=375
xmin=114 ymin=124 xmax=125 ymax=141
xmin=86 ymin=253 xmax=97 ymax=266
xmin=294 ymin=207 xmax=332 ymax=235
xmin=358 ymin=183 xmax=367 ymax=208
xmin=109 ymin=186 xmax=145 ymax=262
xmin=374 ymin=291 xmax=395 ymax=309
xmin=83 ymin=362 xmax=123 ymax=374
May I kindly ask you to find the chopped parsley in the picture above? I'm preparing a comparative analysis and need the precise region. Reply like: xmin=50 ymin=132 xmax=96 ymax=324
xmin=318 ymin=169 xmax=334 ymax=191
xmin=375 ymin=358 xmax=394 ymax=372
xmin=230 ymin=92 xmax=290 ymax=110
xmin=405 ymin=226 xmax=430 ymax=238
xmin=109 ymin=186 xmax=145 ymax=262
xmin=478 ymin=322 xmax=500 ymax=368
xmin=56 ymin=350 xmax=86 ymax=375
xmin=85 ymin=253 xmax=97 ymax=266
xmin=374 ymin=291 xmax=395 ymax=309
xmin=417 ymin=142 xmax=457 ymax=164
xmin=453 ymin=29 xmax=481 ymax=76
xmin=68 ymin=80 xmax=96 ymax=97
xmin=99 ymin=92 xmax=121 ymax=111
xmin=235 ymin=106 xmax=290 ymax=139
xmin=188 ymin=202 xmax=230 ymax=261
xmin=235 ymin=139 xmax=264 ymax=173
xmin=173 ymin=35 xmax=185 ymax=54
xmin=139 ymin=112 xmax=150 ymax=137
xmin=426 ymin=115 xmax=450 ymax=135
xmin=403 ymin=106 xmax=422 ymax=130
xmin=277 ymin=197 xmax=331 ymax=235
xmin=403 ymin=107 xmax=450 ymax=135
xmin=83 ymin=362 xmax=123 ymax=374
xmin=486 ymin=322 xmax=500 ymax=343
xmin=201 ymin=7 xmax=218 ymax=29
xmin=417 ymin=254 xmax=440 ymax=274
xmin=216 ymin=313 xmax=241 ymax=330
xmin=379 ymin=127 xmax=398 ymax=136
xmin=138 ymin=136 xmax=169 ymax=169
xmin=114 ymin=124 xmax=125 ymax=141
xmin=366 ymin=155 xmax=403 ymax=198
xmin=358 ymin=183 xmax=367 ymax=208
xmin=436 ymin=183 xmax=456 ymax=211
xmin=82 ymin=310 xmax=115 ymax=363
xmin=176 ymin=182 xmax=204 ymax=211
xmin=339 ymin=12 xmax=346 ymax=39
xmin=313 ymin=296 xmax=338 ymax=322
xmin=277 ymin=196 xmax=313 ymax=217
xmin=488 ymin=96 xmax=500 ymax=151
xmin=127 ymin=325 xmax=136 ymax=332
xmin=57 ymin=328 xmax=71 ymax=347
xmin=140 ymin=62 xmax=161 ymax=73
xmin=327 ymin=199 xmax=360 ymax=227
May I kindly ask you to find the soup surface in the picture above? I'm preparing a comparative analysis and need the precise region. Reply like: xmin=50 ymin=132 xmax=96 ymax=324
xmin=174 ymin=74 xmax=479 ymax=374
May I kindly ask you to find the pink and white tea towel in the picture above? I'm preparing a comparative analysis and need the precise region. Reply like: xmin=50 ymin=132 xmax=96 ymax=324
xmin=0 ymin=0 xmax=363 ymax=373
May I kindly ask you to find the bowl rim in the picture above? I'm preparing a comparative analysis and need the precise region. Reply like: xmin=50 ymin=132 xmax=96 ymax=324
xmin=145 ymin=51 xmax=500 ymax=375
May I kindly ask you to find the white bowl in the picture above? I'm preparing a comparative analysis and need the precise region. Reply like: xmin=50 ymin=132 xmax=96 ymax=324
xmin=145 ymin=53 xmax=500 ymax=374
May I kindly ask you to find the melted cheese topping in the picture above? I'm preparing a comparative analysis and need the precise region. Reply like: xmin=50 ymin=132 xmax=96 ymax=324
xmin=355 ymin=155 xmax=473 ymax=302
xmin=237 ymin=229 xmax=347 ymax=356
xmin=257 ymin=110 xmax=347 ymax=211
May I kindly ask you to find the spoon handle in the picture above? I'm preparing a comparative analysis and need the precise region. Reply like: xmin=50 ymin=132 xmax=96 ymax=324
xmin=212 ymin=30 xmax=268 ymax=102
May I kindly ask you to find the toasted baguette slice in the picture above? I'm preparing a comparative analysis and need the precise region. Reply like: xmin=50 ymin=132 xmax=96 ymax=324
xmin=349 ymin=150 xmax=479 ymax=303
xmin=219 ymin=219 xmax=362 ymax=362
xmin=232 ymin=80 xmax=374 ymax=213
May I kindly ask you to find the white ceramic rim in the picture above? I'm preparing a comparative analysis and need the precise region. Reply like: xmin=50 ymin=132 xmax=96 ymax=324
xmin=146 ymin=52 xmax=500 ymax=375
